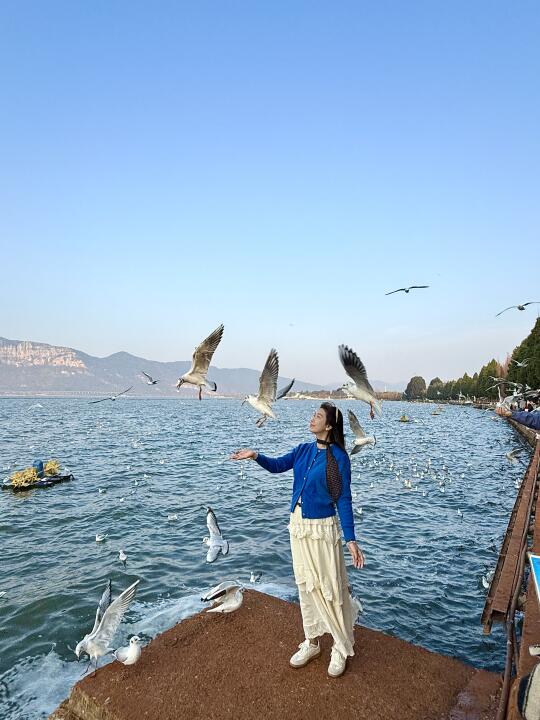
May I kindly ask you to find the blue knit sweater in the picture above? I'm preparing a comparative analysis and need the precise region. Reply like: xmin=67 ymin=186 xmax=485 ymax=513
xmin=511 ymin=410 xmax=540 ymax=431
xmin=255 ymin=441 xmax=356 ymax=542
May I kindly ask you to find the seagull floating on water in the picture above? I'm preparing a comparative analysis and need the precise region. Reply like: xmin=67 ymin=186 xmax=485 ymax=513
xmin=250 ymin=571 xmax=262 ymax=583
xmin=496 ymin=302 xmax=540 ymax=317
xmin=385 ymin=285 xmax=429 ymax=296
xmin=506 ymin=448 xmax=523 ymax=463
xmin=242 ymin=348 xmax=294 ymax=428
xmin=119 ymin=549 xmax=127 ymax=567
xmin=348 ymin=410 xmax=376 ymax=454
xmin=203 ymin=507 xmax=229 ymax=563
xmin=176 ymin=324 xmax=224 ymax=400
xmin=338 ymin=345 xmax=381 ymax=419
xmin=141 ymin=371 xmax=158 ymax=385
xmin=201 ymin=581 xmax=244 ymax=613
xmin=95 ymin=533 xmax=108 ymax=543
xmin=75 ymin=579 xmax=139 ymax=675
xmin=114 ymin=635 xmax=142 ymax=665
xmin=89 ymin=387 xmax=133 ymax=404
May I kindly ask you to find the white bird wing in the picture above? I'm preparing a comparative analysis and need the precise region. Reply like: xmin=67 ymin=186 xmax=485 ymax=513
xmin=348 ymin=410 xmax=366 ymax=439
xmin=496 ymin=306 xmax=517 ymax=317
xmin=338 ymin=345 xmax=375 ymax=394
xmin=202 ymin=581 xmax=241 ymax=602
xmin=91 ymin=580 xmax=112 ymax=634
xmin=92 ymin=580 xmax=139 ymax=650
xmin=206 ymin=507 xmax=223 ymax=540
xmin=206 ymin=545 xmax=221 ymax=563
xmin=114 ymin=386 xmax=133 ymax=399
xmin=89 ymin=397 xmax=109 ymax=404
xmin=523 ymin=302 xmax=540 ymax=307
xmin=257 ymin=349 xmax=279 ymax=404
xmin=276 ymin=378 xmax=295 ymax=400
xmin=114 ymin=645 xmax=130 ymax=663
xmin=385 ymin=288 xmax=407 ymax=295
xmin=191 ymin=324 xmax=224 ymax=375
xmin=141 ymin=371 xmax=154 ymax=382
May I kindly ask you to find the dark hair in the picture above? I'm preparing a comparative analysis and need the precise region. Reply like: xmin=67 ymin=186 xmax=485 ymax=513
xmin=320 ymin=402 xmax=347 ymax=453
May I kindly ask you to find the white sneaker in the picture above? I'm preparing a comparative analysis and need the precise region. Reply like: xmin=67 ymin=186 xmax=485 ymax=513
xmin=289 ymin=639 xmax=321 ymax=668
xmin=328 ymin=647 xmax=346 ymax=677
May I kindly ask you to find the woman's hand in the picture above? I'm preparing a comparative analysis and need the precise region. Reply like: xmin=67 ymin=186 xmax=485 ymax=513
xmin=230 ymin=448 xmax=257 ymax=461
xmin=496 ymin=406 xmax=511 ymax=418
xmin=347 ymin=541 xmax=365 ymax=569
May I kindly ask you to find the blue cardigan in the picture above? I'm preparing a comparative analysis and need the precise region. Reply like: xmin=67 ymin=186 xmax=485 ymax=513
xmin=512 ymin=410 xmax=540 ymax=431
xmin=255 ymin=441 xmax=356 ymax=542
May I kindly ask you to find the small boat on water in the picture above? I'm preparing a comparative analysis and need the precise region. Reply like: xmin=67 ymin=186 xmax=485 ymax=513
xmin=399 ymin=414 xmax=412 ymax=423
xmin=2 ymin=459 xmax=74 ymax=493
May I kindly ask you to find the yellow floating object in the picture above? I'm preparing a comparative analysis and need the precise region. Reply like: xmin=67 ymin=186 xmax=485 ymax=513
xmin=44 ymin=460 xmax=60 ymax=476
xmin=9 ymin=467 xmax=38 ymax=488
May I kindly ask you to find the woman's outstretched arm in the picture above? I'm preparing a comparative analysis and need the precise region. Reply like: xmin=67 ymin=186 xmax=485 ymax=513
xmin=230 ymin=447 xmax=297 ymax=473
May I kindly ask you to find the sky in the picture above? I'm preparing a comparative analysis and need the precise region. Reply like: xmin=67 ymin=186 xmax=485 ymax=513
xmin=1 ymin=1 xmax=539 ymax=385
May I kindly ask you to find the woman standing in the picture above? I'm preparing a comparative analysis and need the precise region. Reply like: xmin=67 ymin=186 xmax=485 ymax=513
xmin=231 ymin=402 xmax=364 ymax=677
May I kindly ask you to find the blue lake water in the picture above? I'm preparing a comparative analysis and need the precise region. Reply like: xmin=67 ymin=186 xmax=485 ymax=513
xmin=0 ymin=398 xmax=531 ymax=718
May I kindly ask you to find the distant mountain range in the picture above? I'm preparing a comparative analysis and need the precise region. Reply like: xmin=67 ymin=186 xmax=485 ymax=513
xmin=0 ymin=337 xmax=405 ymax=396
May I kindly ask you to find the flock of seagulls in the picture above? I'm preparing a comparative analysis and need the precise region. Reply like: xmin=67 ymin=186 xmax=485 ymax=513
xmin=73 ymin=301 xmax=535 ymax=675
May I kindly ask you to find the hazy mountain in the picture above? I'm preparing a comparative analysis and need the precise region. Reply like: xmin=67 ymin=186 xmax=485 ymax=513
xmin=0 ymin=337 xmax=326 ymax=397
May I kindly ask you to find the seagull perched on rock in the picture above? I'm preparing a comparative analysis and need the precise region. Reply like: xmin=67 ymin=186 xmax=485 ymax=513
xmin=496 ymin=302 xmax=540 ymax=317
xmin=242 ymin=348 xmax=295 ymax=427
xmin=89 ymin=387 xmax=133 ymax=404
xmin=141 ymin=371 xmax=158 ymax=385
xmin=203 ymin=507 xmax=229 ymax=562
xmin=201 ymin=581 xmax=244 ymax=613
xmin=348 ymin=410 xmax=376 ymax=454
xmin=176 ymin=324 xmax=224 ymax=400
xmin=113 ymin=635 xmax=142 ymax=665
xmin=385 ymin=285 xmax=429 ymax=296
xmin=338 ymin=345 xmax=381 ymax=419
xmin=75 ymin=579 xmax=139 ymax=675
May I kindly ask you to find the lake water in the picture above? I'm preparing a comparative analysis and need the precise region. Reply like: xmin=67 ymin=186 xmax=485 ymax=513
xmin=0 ymin=398 xmax=530 ymax=719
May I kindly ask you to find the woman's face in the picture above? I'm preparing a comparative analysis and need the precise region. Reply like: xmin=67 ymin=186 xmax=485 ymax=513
xmin=309 ymin=407 xmax=331 ymax=435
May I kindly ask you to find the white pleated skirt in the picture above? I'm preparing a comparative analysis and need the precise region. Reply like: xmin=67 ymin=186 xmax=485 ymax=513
xmin=288 ymin=504 xmax=360 ymax=658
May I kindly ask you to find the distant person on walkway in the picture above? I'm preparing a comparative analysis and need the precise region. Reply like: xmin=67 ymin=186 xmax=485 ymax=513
xmin=496 ymin=405 xmax=540 ymax=431
xmin=230 ymin=402 xmax=364 ymax=678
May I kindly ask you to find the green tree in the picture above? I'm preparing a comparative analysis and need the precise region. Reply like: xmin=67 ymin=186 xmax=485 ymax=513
xmin=404 ymin=376 xmax=427 ymax=400
xmin=507 ymin=318 xmax=540 ymax=391
xmin=426 ymin=377 xmax=444 ymax=400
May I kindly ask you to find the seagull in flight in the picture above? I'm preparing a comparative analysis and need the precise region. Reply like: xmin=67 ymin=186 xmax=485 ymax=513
xmin=496 ymin=302 xmax=540 ymax=317
xmin=89 ymin=387 xmax=133 ymax=404
xmin=141 ymin=371 xmax=158 ymax=385
xmin=506 ymin=448 xmax=524 ymax=464
xmin=385 ymin=285 xmax=429 ymax=296
xmin=113 ymin=636 xmax=142 ymax=665
xmin=203 ymin=507 xmax=229 ymax=562
xmin=176 ymin=324 xmax=224 ymax=400
xmin=338 ymin=345 xmax=381 ymax=419
xmin=201 ymin=581 xmax=244 ymax=613
xmin=347 ymin=410 xmax=376 ymax=454
xmin=511 ymin=358 xmax=530 ymax=368
xmin=242 ymin=348 xmax=295 ymax=427
xmin=75 ymin=579 xmax=139 ymax=675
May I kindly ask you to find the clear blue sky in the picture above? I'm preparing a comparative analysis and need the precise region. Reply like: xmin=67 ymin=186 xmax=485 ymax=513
xmin=1 ymin=1 xmax=539 ymax=385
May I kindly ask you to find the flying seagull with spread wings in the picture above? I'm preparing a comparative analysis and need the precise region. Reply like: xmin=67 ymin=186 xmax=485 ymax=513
xmin=141 ymin=371 xmax=158 ymax=385
xmin=242 ymin=348 xmax=295 ymax=427
xmin=385 ymin=285 xmax=429 ymax=296
xmin=75 ymin=579 xmax=139 ymax=675
xmin=510 ymin=358 xmax=530 ymax=368
xmin=176 ymin=324 xmax=224 ymax=400
xmin=203 ymin=507 xmax=229 ymax=563
xmin=339 ymin=345 xmax=381 ymax=419
xmin=347 ymin=410 xmax=376 ymax=454
xmin=89 ymin=387 xmax=133 ymax=404
xmin=496 ymin=302 xmax=540 ymax=317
